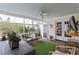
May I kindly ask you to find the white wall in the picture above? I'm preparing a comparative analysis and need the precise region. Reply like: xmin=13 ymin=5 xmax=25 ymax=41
xmin=39 ymin=24 xmax=49 ymax=39
xmin=47 ymin=13 xmax=79 ymax=41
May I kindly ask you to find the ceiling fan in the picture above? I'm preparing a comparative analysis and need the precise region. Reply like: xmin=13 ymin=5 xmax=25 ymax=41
xmin=40 ymin=10 xmax=47 ymax=21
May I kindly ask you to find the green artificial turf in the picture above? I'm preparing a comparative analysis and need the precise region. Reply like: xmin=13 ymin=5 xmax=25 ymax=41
xmin=32 ymin=41 xmax=56 ymax=55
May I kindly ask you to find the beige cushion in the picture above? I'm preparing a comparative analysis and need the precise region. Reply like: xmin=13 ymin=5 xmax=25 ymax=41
xmin=52 ymin=50 xmax=69 ymax=55
xmin=27 ymin=38 xmax=32 ymax=41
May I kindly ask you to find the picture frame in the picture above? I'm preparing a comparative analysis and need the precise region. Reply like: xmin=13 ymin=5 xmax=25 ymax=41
xmin=56 ymin=22 xmax=62 ymax=36
xmin=64 ymin=21 xmax=71 ymax=37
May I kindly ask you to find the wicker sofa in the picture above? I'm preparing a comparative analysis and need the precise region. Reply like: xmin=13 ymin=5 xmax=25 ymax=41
xmin=49 ymin=46 xmax=76 ymax=55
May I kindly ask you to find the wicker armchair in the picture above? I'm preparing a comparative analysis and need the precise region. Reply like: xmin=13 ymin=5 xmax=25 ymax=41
xmin=49 ymin=46 xmax=77 ymax=55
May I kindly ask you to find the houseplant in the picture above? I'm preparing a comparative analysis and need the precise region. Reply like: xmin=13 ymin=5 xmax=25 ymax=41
xmin=30 ymin=27 xmax=36 ymax=32
xmin=8 ymin=31 xmax=20 ymax=49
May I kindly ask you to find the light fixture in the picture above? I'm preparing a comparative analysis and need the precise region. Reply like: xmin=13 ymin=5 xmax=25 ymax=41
xmin=40 ymin=10 xmax=47 ymax=21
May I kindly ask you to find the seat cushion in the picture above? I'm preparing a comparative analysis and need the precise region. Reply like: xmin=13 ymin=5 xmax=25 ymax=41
xmin=52 ymin=50 xmax=69 ymax=55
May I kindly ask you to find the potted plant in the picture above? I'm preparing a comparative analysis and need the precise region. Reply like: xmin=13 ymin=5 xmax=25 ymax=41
xmin=30 ymin=27 xmax=36 ymax=32
xmin=8 ymin=31 xmax=20 ymax=49
xmin=50 ymin=36 xmax=53 ymax=41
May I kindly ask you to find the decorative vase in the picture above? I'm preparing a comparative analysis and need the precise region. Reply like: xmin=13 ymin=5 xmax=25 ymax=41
xmin=9 ymin=40 xmax=19 ymax=49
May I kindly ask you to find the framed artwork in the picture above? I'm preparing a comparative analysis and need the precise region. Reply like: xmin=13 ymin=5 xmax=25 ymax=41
xmin=56 ymin=22 xmax=62 ymax=36
xmin=64 ymin=31 xmax=71 ymax=37
xmin=64 ymin=21 xmax=71 ymax=37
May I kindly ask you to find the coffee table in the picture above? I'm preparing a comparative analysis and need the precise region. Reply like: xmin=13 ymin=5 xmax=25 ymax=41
xmin=0 ymin=40 xmax=35 ymax=55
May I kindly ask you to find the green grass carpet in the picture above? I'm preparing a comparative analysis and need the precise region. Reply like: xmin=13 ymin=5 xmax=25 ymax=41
xmin=32 ymin=41 xmax=56 ymax=55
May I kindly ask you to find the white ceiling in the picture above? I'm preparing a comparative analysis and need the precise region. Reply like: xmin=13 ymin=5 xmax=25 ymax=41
xmin=0 ymin=3 xmax=79 ymax=21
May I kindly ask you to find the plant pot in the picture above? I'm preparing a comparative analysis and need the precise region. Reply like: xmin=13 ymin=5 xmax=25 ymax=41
xmin=9 ymin=40 xmax=19 ymax=49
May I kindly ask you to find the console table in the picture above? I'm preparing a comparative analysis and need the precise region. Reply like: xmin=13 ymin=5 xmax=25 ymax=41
xmin=0 ymin=40 xmax=35 ymax=55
